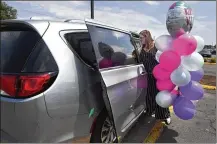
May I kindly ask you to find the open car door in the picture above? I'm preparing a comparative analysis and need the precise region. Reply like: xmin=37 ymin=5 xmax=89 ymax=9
xmin=85 ymin=19 xmax=148 ymax=138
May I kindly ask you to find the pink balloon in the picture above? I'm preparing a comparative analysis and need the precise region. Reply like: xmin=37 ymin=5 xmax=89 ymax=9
xmin=153 ymin=64 xmax=171 ymax=80
xmin=171 ymin=89 xmax=179 ymax=95
xmin=175 ymin=28 xmax=186 ymax=38
xmin=159 ymin=50 xmax=181 ymax=72
xmin=172 ymin=34 xmax=197 ymax=56
xmin=156 ymin=79 xmax=176 ymax=91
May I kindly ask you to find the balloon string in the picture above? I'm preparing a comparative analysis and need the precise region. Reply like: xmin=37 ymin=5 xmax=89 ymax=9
xmin=178 ymin=87 xmax=181 ymax=96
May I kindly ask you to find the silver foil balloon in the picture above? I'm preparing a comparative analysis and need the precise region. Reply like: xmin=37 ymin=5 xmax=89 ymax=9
xmin=166 ymin=1 xmax=194 ymax=37
xmin=156 ymin=90 xmax=174 ymax=108
xmin=170 ymin=66 xmax=191 ymax=86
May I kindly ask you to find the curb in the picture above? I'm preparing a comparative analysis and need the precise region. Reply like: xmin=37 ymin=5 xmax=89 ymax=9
xmin=204 ymin=62 xmax=216 ymax=65
xmin=143 ymin=107 xmax=174 ymax=143
xmin=169 ymin=106 xmax=173 ymax=113
xmin=143 ymin=120 xmax=165 ymax=143
xmin=202 ymin=84 xmax=216 ymax=90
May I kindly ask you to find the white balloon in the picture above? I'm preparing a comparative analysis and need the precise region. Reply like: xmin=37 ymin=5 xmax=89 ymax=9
xmin=156 ymin=91 xmax=174 ymax=108
xmin=155 ymin=50 xmax=163 ymax=62
xmin=155 ymin=35 xmax=173 ymax=52
xmin=194 ymin=35 xmax=205 ymax=52
xmin=170 ymin=66 xmax=191 ymax=86
xmin=181 ymin=52 xmax=204 ymax=71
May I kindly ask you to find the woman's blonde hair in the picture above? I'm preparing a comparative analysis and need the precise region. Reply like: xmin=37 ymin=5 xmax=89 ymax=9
xmin=139 ymin=30 xmax=154 ymax=51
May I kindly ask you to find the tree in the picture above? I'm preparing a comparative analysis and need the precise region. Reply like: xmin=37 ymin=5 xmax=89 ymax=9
xmin=0 ymin=1 xmax=17 ymax=20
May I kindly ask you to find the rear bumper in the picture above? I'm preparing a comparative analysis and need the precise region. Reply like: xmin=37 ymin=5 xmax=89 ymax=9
xmin=1 ymin=95 xmax=94 ymax=143
xmin=0 ymin=129 xmax=91 ymax=143
xmin=1 ymin=130 xmax=17 ymax=143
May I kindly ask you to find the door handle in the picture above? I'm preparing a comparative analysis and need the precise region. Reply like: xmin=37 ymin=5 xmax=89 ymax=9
xmin=140 ymin=71 xmax=146 ymax=75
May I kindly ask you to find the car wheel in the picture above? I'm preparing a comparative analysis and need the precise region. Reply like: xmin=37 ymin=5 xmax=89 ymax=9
xmin=90 ymin=109 xmax=118 ymax=143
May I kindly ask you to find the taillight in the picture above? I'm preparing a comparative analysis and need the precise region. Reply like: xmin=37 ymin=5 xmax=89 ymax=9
xmin=18 ymin=74 xmax=51 ymax=97
xmin=0 ymin=73 xmax=57 ymax=98
xmin=0 ymin=75 xmax=17 ymax=96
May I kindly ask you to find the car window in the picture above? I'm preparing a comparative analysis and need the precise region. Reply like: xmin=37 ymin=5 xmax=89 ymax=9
xmin=1 ymin=29 xmax=41 ymax=73
xmin=22 ymin=39 xmax=59 ymax=73
xmin=87 ymin=25 xmax=138 ymax=69
xmin=64 ymin=32 xmax=97 ymax=67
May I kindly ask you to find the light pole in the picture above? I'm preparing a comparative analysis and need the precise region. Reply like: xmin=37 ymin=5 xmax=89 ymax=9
xmin=91 ymin=0 xmax=94 ymax=19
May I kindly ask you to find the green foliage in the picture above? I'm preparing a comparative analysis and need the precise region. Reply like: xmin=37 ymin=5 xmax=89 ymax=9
xmin=0 ymin=1 xmax=17 ymax=20
xmin=204 ymin=58 xmax=207 ymax=62
xmin=210 ymin=57 xmax=216 ymax=63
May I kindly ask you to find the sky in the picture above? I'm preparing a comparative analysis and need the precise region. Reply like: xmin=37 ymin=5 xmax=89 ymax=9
xmin=5 ymin=1 xmax=216 ymax=45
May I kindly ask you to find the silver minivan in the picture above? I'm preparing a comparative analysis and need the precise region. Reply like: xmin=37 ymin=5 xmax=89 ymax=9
xmin=1 ymin=18 xmax=148 ymax=143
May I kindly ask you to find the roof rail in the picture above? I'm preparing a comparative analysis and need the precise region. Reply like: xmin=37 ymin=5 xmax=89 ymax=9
xmin=30 ymin=16 xmax=58 ymax=20
xmin=64 ymin=19 xmax=85 ymax=23
xmin=84 ymin=18 xmax=129 ymax=33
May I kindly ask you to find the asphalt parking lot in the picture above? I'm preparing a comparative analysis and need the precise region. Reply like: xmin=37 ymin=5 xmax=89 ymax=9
xmin=203 ymin=64 xmax=216 ymax=76
xmin=120 ymin=61 xmax=216 ymax=143
xmin=157 ymin=90 xmax=216 ymax=143
xmin=122 ymin=90 xmax=216 ymax=143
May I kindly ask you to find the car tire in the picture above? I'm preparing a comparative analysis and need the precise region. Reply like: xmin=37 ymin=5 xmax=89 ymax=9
xmin=90 ymin=109 xmax=118 ymax=143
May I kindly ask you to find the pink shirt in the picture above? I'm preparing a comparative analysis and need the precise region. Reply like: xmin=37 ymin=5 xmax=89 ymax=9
xmin=99 ymin=58 xmax=113 ymax=69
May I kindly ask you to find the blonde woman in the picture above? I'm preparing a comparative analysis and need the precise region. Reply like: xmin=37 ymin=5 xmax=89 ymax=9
xmin=139 ymin=30 xmax=171 ymax=125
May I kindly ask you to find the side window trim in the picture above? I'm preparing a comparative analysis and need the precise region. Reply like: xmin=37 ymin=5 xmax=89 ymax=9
xmin=129 ymin=37 xmax=139 ymax=63
xmin=59 ymin=30 xmax=97 ymax=70
xmin=130 ymin=37 xmax=142 ymax=63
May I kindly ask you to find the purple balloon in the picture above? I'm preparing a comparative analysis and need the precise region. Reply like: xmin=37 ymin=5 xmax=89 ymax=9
xmin=190 ymin=68 xmax=204 ymax=82
xmin=179 ymin=81 xmax=204 ymax=100
xmin=173 ymin=96 xmax=196 ymax=120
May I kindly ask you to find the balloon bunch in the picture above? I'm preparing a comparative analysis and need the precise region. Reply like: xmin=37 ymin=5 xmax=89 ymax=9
xmin=153 ymin=1 xmax=205 ymax=120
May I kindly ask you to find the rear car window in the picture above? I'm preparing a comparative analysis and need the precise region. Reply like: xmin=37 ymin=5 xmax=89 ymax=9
xmin=22 ymin=39 xmax=59 ymax=73
xmin=1 ymin=24 xmax=58 ymax=73
xmin=1 ymin=29 xmax=40 ymax=73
